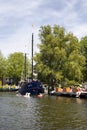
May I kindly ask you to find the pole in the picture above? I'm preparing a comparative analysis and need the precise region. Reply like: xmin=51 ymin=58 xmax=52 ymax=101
xmin=24 ymin=53 xmax=26 ymax=81
xmin=32 ymin=33 xmax=34 ymax=81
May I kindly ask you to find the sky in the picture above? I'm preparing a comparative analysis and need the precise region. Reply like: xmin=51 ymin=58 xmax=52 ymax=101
xmin=0 ymin=0 xmax=87 ymax=58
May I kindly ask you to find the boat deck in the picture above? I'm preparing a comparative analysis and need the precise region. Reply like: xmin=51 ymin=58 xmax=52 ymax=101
xmin=50 ymin=91 xmax=87 ymax=99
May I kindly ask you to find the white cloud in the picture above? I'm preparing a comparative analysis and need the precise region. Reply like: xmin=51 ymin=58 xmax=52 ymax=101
xmin=70 ymin=23 xmax=87 ymax=39
xmin=0 ymin=0 xmax=87 ymax=57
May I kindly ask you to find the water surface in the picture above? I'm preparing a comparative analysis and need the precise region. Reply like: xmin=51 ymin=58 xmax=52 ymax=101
xmin=0 ymin=92 xmax=87 ymax=130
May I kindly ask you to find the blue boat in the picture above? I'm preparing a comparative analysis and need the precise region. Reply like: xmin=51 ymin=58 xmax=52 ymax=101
xmin=19 ymin=80 xmax=44 ymax=95
xmin=19 ymin=33 xmax=45 ymax=96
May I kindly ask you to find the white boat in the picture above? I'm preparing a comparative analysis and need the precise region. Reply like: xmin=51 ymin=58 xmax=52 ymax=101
xmin=24 ymin=93 xmax=30 ymax=98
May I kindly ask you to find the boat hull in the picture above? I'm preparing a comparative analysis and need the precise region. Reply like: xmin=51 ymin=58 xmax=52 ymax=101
xmin=19 ymin=80 xmax=44 ymax=95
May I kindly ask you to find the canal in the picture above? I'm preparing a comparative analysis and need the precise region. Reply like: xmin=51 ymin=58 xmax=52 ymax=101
xmin=0 ymin=92 xmax=87 ymax=130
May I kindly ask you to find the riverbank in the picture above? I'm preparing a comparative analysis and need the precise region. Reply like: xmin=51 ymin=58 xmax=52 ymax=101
xmin=0 ymin=84 xmax=19 ymax=92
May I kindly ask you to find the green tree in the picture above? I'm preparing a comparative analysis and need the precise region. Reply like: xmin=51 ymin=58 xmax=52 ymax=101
xmin=34 ymin=25 xmax=66 ymax=85
xmin=34 ymin=25 xmax=85 ymax=86
xmin=63 ymin=33 xmax=85 ymax=84
xmin=80 ymin=36 xmax=87 ymax=81
xmin=7 ymin=52 xmax=31 ymax=84
xmin=0 ymin=51 xmax=7 ymax=85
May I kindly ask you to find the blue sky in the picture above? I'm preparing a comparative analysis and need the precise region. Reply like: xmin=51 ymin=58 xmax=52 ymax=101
xmin=0 ymin=0 xmax=87 ymax=58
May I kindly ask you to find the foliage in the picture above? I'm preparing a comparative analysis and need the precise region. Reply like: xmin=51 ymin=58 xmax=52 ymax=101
xmin=80 ymin=36 xmax=87 ymax=81
xmin=0 ymin=24 xmax=87 ymax=86
xmin=0 ymin=51 xmax=7 ymax=79
xmin=34 ymin=25 xmax=86 ymax=86
xmin=6 ymin=52 xmax=31 ymax=84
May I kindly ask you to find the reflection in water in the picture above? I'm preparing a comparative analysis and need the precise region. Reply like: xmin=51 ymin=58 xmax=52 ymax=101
xmin=0 ymin=93 xmax=87 ymax=130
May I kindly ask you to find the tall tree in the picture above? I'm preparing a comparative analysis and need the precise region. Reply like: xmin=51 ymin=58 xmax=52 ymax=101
xmin=7 ymin=52 xmax=31 ymax=84
xmin=0 ymin=51 xmax=7 ymax=85
xmin=34 ymin=25 xmax=85 ymax=86
xmin=34 ymin=25 xmax=65 ymax=85
xmin=80 ymin=36 xmax=87 ymax=81
xmin=63 ymin=33 xmax=85 ymax=84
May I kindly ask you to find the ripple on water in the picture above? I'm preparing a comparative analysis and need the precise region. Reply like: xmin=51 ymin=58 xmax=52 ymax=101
xmin=0 ymin=93 xmax=87 ymax=130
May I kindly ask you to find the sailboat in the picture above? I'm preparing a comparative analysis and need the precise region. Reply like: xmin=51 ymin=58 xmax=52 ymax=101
xmin=19 ymin=33 xmax=44 ymax=96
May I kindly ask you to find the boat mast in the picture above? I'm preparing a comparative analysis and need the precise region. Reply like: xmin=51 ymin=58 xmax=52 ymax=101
xmin=31 ymin=33 xmax=34 ymax=81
